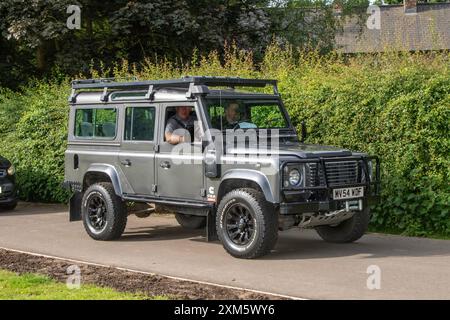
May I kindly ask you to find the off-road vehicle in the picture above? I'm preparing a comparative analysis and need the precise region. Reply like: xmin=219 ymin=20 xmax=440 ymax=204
xmin=63 ymin=76 xmax=380 ymax=259
xmin=0 ymin=155 xmax=17 ymax=211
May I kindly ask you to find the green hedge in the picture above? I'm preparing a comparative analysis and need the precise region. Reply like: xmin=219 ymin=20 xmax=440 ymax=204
xmin=0 ymin=82 xmax=70 ymax=202
xmin=275 ymin=53 xmax=450 ymax=237
xmin=0 ymin=46 xmax=448 ymax=237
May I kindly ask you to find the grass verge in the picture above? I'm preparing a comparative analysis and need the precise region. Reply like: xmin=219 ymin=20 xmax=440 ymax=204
xmin=0 ymin=249 xmax=277 ymax=299
xmin=0 ymin=269 xmax=165 ymax=300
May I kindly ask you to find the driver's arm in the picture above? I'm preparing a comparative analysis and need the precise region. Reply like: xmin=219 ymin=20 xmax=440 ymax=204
xmin=165 ymin=119 xmax=185 ymax=145
xmin=165 ymin=132 xmax=184 ymax=144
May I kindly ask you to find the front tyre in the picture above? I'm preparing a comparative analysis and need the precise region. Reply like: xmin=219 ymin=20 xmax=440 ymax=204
xmin=216 ymin=188 xmax=278 ymax=259
xmin=0 ymin=200 xmax=17 ymax=211
xmin=315 ymin=208 xmax=371 ymax=243
xmin=81 ymin=182 xmax=127 ymax=241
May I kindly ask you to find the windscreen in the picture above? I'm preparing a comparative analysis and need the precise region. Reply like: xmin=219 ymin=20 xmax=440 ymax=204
xmin=205 ymin=98 xmax=289 ymax=131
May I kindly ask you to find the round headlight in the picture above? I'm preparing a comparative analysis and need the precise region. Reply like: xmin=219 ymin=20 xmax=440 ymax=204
xmin=7 ymin=164 xmax=15 ymax=176
xmin=288 ymin=169 xmax=302 ymax=186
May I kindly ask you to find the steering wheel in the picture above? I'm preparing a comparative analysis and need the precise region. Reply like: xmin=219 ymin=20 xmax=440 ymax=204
xmin=232 ymin=119 xmax=252 ymax=130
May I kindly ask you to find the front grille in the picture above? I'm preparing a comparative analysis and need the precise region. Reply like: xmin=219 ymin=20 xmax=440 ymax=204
xmin=0 ymin=184 xmax=12 ymax=199
xmin=0 ymin=169 xmax=6 ymax=178
xmin=0 ymin=191 xmax=12 ymax=199
xmin=307 ymin=161 xmax=359 ymax=187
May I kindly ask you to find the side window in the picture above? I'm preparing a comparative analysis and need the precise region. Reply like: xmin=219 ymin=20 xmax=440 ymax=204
xmin=74 ymin=108 xmax=117 ymax=139
xmin=163 ymin=106 xmax=201 ymax=143
xmin=75 ymin=109 xmax=93 ymax=138
xmin=124 ymin=107 xmax=156 ymax=141
xmin=95 ymin=109 xmax=117 ymax=137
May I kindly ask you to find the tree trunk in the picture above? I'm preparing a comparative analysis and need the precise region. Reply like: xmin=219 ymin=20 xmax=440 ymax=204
xmin=86 ymin=15 xmax=93 ymax=36
xmin=36 ymin=44 xmax=46 ymax=72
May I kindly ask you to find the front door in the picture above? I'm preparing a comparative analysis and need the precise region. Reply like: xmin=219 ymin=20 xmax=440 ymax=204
xmin=119 ymin=105 xmax=157 ymax=195
xmin=156 ymin=103 xmax=204 ymax=200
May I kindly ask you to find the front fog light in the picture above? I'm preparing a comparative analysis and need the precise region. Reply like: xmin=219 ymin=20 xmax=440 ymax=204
xmin=7 ymin=164 xmax=15 ymax=176
xmin=289 ymin=169 xmax=302 ymax=186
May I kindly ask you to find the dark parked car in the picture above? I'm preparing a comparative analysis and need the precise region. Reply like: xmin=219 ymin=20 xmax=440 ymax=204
xmin=0 ymin=155 xmax=17 ymax=210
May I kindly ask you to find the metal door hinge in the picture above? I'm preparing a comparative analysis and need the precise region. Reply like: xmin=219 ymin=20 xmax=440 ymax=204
xmin=152 ymin=184 xmax=157 ymax=193
xmin=200 ymin=188 xmax=206 ymax=197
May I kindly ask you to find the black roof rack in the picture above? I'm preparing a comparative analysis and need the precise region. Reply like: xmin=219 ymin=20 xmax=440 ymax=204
xmin=69 ymin=76 xmax=279 ymax=103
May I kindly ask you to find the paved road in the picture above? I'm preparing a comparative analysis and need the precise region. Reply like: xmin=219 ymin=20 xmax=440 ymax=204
xmin=0 ymin=203 xmax=449 ymax=299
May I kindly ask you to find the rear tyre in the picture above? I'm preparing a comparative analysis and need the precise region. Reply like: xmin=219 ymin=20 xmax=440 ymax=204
xmin=216 ymin=188 xmax=278 ymax=259
xmin=175 ymin=213 xmax=206 ymax=229
xmin=81 ymin=182 xmax=127 ymax=241
xmin=315 ymin=208 xmax=370 ymax=243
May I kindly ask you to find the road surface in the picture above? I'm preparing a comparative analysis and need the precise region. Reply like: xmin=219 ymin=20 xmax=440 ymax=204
xmin=0 ymin=203 xmax=449 ymax=299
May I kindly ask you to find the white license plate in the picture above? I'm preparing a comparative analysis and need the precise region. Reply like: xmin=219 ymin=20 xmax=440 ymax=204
xmin=333 ymin=187 xmax=364 ymax=200
xmin=0 ymin=186 xmax=2 ymax=194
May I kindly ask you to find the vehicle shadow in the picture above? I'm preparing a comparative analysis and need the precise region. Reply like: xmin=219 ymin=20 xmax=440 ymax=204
xmin=121 ymin=223 xmax=450 ymax=260
xmin=121 ymin=225 xmax=204 ymax=242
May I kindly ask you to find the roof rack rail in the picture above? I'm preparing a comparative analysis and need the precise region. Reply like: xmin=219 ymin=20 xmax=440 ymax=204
xmin=71 ymin=76 xmax=139 ymax=85
xmin=71 ymin=78 xmax=114 ymax=85
xmin=69 ymin=76 xmax=278 ymax=103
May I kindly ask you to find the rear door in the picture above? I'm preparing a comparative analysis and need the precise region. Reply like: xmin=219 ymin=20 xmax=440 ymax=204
xmin=118 ymin=105 xmax=158 ymax=195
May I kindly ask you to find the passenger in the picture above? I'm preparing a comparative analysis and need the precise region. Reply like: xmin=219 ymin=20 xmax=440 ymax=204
xmin=223 ymin=102 xmax=240 ymax=129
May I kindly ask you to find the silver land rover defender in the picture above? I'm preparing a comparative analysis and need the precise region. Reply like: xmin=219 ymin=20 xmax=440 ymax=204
xmin=63 ymin=76 xmax=380 ymax=259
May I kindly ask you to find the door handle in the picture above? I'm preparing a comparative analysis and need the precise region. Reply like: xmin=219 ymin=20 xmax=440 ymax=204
xmin=120 ymin=159 xmax=131 ymax=167
xmin=160 ymin=161 xmax=171 ymax=169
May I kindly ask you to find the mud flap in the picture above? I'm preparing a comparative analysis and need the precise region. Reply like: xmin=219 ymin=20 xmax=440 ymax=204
xmin=206 ymin=209 xmax=218 ymax=242
xmin=69 ymin=192 xmax=83 ymax=222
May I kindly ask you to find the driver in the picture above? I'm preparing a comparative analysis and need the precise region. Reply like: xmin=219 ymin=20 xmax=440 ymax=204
xmin=165 ymin=106 xmax=197 ymax=144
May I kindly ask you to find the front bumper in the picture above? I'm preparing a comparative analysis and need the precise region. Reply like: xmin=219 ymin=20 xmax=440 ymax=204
xmin=280 ymin=196 xmax=379 ymax=215
xmin=279 ymin=155 xmax=381 ymax=215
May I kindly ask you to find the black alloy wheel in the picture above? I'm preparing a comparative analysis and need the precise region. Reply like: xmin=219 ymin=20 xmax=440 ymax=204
xmin=224 ymin=203 xmax=256 ymax=246
xmin=86 ymin=192 xmax=107 ymax=232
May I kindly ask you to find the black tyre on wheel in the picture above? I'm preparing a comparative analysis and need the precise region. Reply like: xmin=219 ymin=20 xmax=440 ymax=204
xmin=81 ymin=182 xmax=127 ymax=241
xmin=315 ymin=208 xmax=371 ymax=243
xmin=216 ymin=188 xmax=278 ymax=259
xmin=175 ymin=213 xmax=206 ymax=229
xmin=0 ymin=200 xmax=17 ymax=211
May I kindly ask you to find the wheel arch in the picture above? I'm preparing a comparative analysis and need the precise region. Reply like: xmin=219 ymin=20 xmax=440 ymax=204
xmin=83 ymin=164 xmax=123 ymax=196
xmin=218 ymin=169 xmax=276 ymax=204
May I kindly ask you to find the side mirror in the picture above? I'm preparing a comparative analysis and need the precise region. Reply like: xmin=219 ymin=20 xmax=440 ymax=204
xmin=204 ymin=147 xmax=220 ymax=178
xmin=301 ymin=121 xmax=307 ymax=143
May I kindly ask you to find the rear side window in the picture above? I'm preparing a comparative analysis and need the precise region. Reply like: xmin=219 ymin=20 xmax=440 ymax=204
xmin=75 ymin=108 xmax=117 ymax=138
xmin=124 ymin=107 xmax=156 ymax=141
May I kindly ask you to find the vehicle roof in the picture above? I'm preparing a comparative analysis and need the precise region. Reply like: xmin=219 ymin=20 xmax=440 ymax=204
xmin=69 ymin=76 xmax=280 ymax=105
xmin=72 ymin=88 xmax=279 ymax=105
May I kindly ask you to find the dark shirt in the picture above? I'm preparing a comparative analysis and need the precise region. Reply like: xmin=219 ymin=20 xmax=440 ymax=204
xmin=165 ymin=114 xmax=198 ymax=142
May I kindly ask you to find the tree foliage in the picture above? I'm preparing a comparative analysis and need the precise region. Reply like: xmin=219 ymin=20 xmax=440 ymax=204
xmin=0 ymin=0 xmax=275 ymax=88
xmin=0 ymin=0 xmax=375 ymax=88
